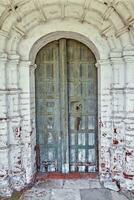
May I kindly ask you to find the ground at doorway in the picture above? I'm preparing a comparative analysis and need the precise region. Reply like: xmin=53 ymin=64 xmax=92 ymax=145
xmin=19 ymin=180 xmax=133 ymax=200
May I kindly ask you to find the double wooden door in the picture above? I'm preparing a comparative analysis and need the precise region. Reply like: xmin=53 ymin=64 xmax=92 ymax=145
xmin=35 ymin=39 xmax=97 ymax=173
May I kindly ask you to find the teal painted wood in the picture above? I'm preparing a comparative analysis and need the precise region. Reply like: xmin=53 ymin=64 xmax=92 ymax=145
xmin=35 ymin=41 xmax=62 ymax=172
xmin=35 ymin=39 xmax=97 ymax=173
xmin=59 ymin=39 xmax=69 ymax=173
xmin=67 ymin=40 xmax=97 ymax=172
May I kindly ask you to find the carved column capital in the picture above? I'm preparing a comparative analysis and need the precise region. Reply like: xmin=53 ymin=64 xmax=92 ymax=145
xmin=19 ymin=60 xmax=31 ymax=68
xmin=7 ymin=54 xmax=20 ymax=64
xmin=30 ymin=64 xmax=37 ymax=71
xmin=95 ymin=59 xmax=112 ymax=68
xmin=0 ymin=53 xmax=8 ymax=62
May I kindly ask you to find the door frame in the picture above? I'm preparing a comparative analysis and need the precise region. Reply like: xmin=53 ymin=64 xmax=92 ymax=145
xmin=30 ymin=31 xmax=100 ymax=174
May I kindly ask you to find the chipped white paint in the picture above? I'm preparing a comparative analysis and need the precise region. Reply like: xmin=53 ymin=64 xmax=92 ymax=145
xmin=0 ymin=0 xmax=134 ymax=197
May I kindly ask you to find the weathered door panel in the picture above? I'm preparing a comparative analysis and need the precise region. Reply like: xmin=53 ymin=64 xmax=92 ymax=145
xmin=35 ymin=39 xmax=97 ymax=173
xmin=35 ymin=41 xmax=61 ymax=172
xmin=67 ymin=40 xmax=97 ymax=172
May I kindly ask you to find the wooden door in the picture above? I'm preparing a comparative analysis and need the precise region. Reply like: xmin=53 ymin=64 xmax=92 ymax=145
xmin=35 ymin=39 xmax=97 ymax=173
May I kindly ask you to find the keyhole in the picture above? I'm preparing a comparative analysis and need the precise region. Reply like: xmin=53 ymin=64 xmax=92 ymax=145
xmin=76 ymin=106 xmax=79 ymax=111
xmin=76 ymin=104 xmax=81 ymax=111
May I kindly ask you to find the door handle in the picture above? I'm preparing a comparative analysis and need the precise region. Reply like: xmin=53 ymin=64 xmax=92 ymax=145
xmin=75 ymin=117 xmax=81 ymax=131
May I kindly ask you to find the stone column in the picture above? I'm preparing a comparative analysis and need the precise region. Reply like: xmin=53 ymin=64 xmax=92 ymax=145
xmin=19 ymin=61 xmax=36 ymax=184
xmin=123 ymin=53 xmax=134 ymax=190
xmin=96 ymin=59 xmax=113 ymax=181
xmin=109 ymin=55 xmax=126 ymax=189
xmin=0 ymin=53 xmax=12 ymax=197
xmin=6 ymin=54 xmax=26 ymax=191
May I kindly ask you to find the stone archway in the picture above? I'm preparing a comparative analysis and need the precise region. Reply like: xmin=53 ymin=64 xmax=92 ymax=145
xmin=0 ymin=15 xmax=134 ymax=197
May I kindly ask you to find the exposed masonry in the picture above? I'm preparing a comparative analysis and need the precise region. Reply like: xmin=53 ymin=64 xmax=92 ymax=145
xmin=0 ymin=0 xmax=134 ymax=197
xmin=0 ymin=41 xmax=134 ymax=198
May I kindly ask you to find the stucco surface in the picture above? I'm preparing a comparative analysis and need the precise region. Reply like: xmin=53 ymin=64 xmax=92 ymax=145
xmin=0 ymin=0 xmax=134 ymax=197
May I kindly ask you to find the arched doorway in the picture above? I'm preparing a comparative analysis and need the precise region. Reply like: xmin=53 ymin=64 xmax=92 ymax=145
xmin=35 ymin=39 xmax=97 ymax=173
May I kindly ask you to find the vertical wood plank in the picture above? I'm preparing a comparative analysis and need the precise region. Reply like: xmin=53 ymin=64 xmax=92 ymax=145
xmin=59 ymin=39 xmax=69 ymax=173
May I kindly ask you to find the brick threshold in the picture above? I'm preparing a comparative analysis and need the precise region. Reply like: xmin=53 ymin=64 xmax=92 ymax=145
xmin=36 ymin=172 xmax=98 ymax=181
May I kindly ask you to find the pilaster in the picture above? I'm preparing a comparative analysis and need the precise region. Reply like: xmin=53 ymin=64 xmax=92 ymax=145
xmin=123 ymin=54 xmax=134 ymax=189
xmin=6 ymin=54 xmax=26 ymax=190
xmin=109 ymin=56 xmax=127 ymax=188
xmin=96 ymin=59 xmax=113 ymax=180
xmin=0 ymin=53 xmax=12 ymax=197
xmin=19 ymin=61 xmax=36 ymax=183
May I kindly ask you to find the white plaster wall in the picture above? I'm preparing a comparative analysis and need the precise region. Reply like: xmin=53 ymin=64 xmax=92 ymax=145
xmin=0 ymin=0 xmax=134 ymax=197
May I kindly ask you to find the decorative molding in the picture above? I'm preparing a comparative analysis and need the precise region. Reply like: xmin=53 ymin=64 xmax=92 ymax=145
xmin=123 ymin=55 xmax=134 ymax=63
xmin=123 ymin=49 xmax=134 ymax=56
xmin=0 ymin=0 xmax=133 ymax=42
xmin=12 ymin=26 xmax=26 ymax=37
xmin=29 ymin=31 xmax=101 ymax=64
xmin=110 ymin=51 xmax=122 ymax=58
xmin=19 ymin=60 xmax=32 ymax=68
xmin=0 ymin=29 xmax=9 ymax=38
xmin=30 ymin=64 xmax=37 ymax=71
xmin=110 ymin=57 xmax=124 ymax=65
xmin=0 ymin=52 xmax=8 ymax=62
xmin=8 ymin=54 xmax=20 ymax=61
xmin=0 ymin=7 xmax=10 ymax=29
xmin=80 ymin=0 xmax=93 ymax=23
xmin=95 ymin=59 xmax=111 ymax=68
xmin=33 ymin=0 xmax=47 ymax=22
xmin=61 ymin=3 xmax=65 ymax=19
xmin=103 ymin=6 xmax=114 ymax=21
xmin=101 ymin=26 xmax=113 ymax=36
xmin=8 ymin=0 xmax=22 ymax=22
xmin=115 ymin=26 xmax=129 ymax=38
xmin=17 ymin=0 xmax=33 ymax=7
